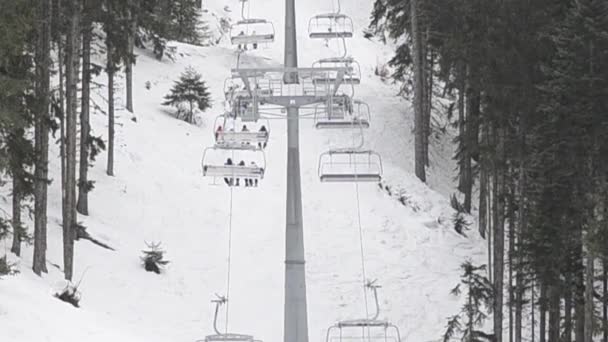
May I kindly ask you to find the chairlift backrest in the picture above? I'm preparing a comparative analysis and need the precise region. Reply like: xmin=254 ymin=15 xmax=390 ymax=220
xmin=308 ymin=13 xmax=354 ymax=39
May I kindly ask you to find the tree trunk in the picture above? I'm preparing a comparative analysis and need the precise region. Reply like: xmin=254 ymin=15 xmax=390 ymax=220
xmin=515 ymin=108 xmax=527 ymax=342
xmin=106 ymin=12 xmax=115 ymax=177
xmin=508 ymin=188 xmax=515 ymax=342
xmin=493 ymin=127 xmax=506 ymax=342
xmin=548 ymin=284 xmax=561 ymax=342
xmin=10 ymin=177 xmax=22 ymax=256
xmin=77 ymin=1 xmax=91 ymax=215
xmin=410 ymin=0 xmax=425 ymax=183
xmin=126 ymin=1 xmax=135 ymax=113
xmin=585 ymin=252 xmax=594 ymax=342
xmin=603 ymin=261 xmax=607 ymax=342
xmin=540 ymin=283 xmax=546 ymax=342
xmin=32 ymin=0 xmax=52 ymax=276
xmin=532 ymin=282 xmax=536 ymax=342
xmin=463 ymin=64 xmax=476 ymax=213
xmin=575 ymin=232 xmax=585 ymax=342
xmin=457 ymin=61 xmax=466 ymax=194
xmin=63 ymin=0 xmax=80 ymax=281
xmin=565 ymin=280 xmax=573 ymax=342
xmin=422 ymin=44 xmax=433 ymax=167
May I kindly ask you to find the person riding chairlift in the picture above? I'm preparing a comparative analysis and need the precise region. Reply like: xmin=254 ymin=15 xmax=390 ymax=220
xmin=252 ymin=30 xmax=258 ymax=49
xmin=258 ymin=125 xmax=267 ymax=149
xmin=237 ymin=31 xmax=247 ymax=50
xmin=235 ymin=160 xmax=246 ymax=186
xmin=215 ymin=125 xmax=223 ymax=141
xmin=224 ymin=158 xmax=233 ymax=186
xmin=241 ymin=125 xmax=251 ymax=146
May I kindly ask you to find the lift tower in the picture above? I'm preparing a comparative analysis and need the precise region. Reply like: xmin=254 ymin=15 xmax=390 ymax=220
xmin=283 ymin=2 xmax=309 ymax=342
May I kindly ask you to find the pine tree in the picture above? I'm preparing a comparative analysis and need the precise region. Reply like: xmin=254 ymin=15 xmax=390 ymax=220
xmin=162 ymin=67 xmax=211 ymax=123
xmin=443 ymin=262 xmax=494 ymax=342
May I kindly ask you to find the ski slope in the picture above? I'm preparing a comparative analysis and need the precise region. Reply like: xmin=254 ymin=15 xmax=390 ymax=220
xmin=0 ymin=1 xmax=485 ymax=341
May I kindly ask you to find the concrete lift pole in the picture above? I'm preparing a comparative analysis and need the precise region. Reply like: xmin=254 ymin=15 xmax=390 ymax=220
xmin=283 ymin=1 xmax=309 ymax=342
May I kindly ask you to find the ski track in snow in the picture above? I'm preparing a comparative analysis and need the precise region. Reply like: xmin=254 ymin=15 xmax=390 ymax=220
xmin=0 ymin=1 xmax=485 ymax=341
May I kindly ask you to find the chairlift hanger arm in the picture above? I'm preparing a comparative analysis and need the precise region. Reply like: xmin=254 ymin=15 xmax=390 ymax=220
xmin=332 ymin=71 xmax=345 ymax=97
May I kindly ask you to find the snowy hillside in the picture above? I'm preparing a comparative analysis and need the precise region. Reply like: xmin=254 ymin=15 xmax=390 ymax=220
xmin=0 ymin=1 xmax=485 ymax=341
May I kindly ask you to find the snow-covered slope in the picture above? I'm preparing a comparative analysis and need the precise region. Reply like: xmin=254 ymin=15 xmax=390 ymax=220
xmin=0 ymin=1 xmax=484 ymax=341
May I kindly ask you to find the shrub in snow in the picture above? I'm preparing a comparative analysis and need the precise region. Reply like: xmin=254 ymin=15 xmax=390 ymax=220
xmin=54 ymin=282 xmax=81 ymax=308
xmin=162 ymin=67 xmax=211 ymax=124
xmin=141 ymin=241 xmax=170 ymax=274
xmin=0 ymin=255 xmax=18 ymax=277
xmin=450 ymin=194 xmax=470 ymax=236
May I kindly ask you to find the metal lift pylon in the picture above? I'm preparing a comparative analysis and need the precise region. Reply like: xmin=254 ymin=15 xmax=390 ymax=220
xmin=283 ymin=2 xmax=309 ymax=342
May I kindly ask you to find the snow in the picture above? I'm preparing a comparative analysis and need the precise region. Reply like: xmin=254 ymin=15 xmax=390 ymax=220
xmin=0 ymin=1 xmax=486 ymax=341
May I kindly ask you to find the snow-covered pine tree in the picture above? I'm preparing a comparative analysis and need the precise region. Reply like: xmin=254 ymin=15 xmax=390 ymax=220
xmin=163 ymin=67 xmax=211 ymax=124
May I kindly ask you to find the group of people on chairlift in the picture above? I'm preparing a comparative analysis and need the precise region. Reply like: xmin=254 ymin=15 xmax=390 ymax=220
xmin=237 ymin=31 xmax=259 ymax=51
xmin=215 ymin=124 xmax=268 ymax=149
xmin=223 ymin=158 xmax=261 ymax=187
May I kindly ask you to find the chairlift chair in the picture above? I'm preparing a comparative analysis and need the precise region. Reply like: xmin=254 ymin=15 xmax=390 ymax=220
xmin=318 ymin=149 xmax=382 ymax=182
xmin=201 ymin=146 xmax=266 ymax=180
xmin=325 ymin=281 xmax=402 ymax=342
xmin=230 ymin=19 xmax=276 ymax=46
xmin=312 ymin=57 xmax=361 ymax=85
xmin=213 ymin=116 xmax=270 ymax=149
xmin=308 ymin=13 xmax=354 ymax=39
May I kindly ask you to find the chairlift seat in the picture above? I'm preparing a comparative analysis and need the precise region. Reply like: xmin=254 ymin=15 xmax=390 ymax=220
xmin=217 ymin=131 xmax=269 ymax=144
xmin=312 ymin=77 xmax=361 ymax=85
xmin=320 ymin=173 xmax=381 ymax=182
xmin=231 ymin=34 xmax=275 ymax=45
xmin=336 ymin=319 xmax=392 ymax=328
xmin=315 ymin=118 xmax=370 ymax=129
xmin=203 ymin=165 xmax=265 ymax=179
xmin=213 ymin=142 xmax=261 ymax=151
xmin=309 ymin=32 xmax=353 ymax=39
xmin=204 ymin=334 xmax=261 ymax=342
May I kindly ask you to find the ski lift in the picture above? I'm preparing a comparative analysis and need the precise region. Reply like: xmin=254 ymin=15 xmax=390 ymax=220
xmin=230 ymin=19 xmax=276 ymax=46
xmin=201 ymin=146 xmax=266 ymax=181
xmin=213 ymin=116 xmax=270 ymax=150
xmin=312 ymin=57 xmax=361 ymax=85
xmin=197 ymin=295 xmax=264 ymax=342
xmin=308 ymin=13 xmax=354 ymax=39
xmin=314 ymin=98 xmax=370 ymax=129
xmin=325 ymin=281 xmax=402 ymax=342
xmin=318 ymin=149 xmax=382 ymax=182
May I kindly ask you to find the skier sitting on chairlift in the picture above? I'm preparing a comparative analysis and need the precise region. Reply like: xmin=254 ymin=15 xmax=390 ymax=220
xmin=251 ymin=161 xmax=259 ymax=187
xmin=236 ymin=160 xmax=246 ymax=186
xmin=224 ymin=158 xmax=233 ymax=186
xmin=252 ymin=30 xmax=258 ymax=49
xmin=258 ymin=125 xmax=268 ymax=149
xmin=215 ymin=125 xmax=223 ymax=141
xmin=238 ymin=31 xmax=247 ymax=50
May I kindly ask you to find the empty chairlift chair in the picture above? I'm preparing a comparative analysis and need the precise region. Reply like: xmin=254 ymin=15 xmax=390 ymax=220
xmin=314 ymin=98 xmax=371 ymax=129
xmin=201 ymin=146 xmax=266 ymax=182
xmin=230 ymin=19 xmax=275 ymax=47
xmin=312 ymin=57 xmax=361 ymax=86
xmin=318 ymin=149 xmax=382 ymax=182
xmin=325 ymin=282 xmax=402 ymax=342
xmin=308 ymin=13 xmax=354 ymax=39
xmin=198 ymin=296 xmax=264 ymax=342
